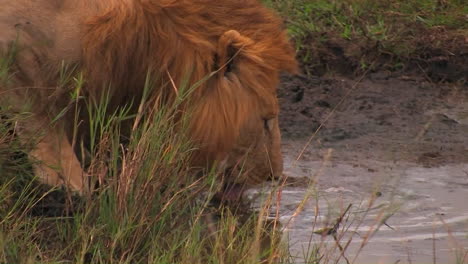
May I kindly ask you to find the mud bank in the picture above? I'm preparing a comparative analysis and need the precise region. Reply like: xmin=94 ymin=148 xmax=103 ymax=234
xmin=255 ymin=74 xmax=468 ymax=263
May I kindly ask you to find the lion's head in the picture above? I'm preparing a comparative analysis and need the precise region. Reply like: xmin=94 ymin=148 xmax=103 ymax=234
xmin=1 ymin=0 xmax=297 ymax=193
xmin=82 ymin=1 xmax=297 ymax=188
xmin=201 ymin=30 xmax=291 ymax=187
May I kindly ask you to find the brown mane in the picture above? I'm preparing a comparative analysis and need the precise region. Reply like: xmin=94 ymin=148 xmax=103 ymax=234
xmin=82 ymin=0 xmax=297 ymax=161
xmin=1 ymin=0 xmax=297 ymax=192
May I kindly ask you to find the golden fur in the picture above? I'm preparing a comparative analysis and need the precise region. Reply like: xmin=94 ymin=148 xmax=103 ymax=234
xmin=0 ymin=0 xmax=297 ymax=192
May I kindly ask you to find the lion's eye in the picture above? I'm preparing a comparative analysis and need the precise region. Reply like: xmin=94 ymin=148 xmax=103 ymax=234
xmin=263 ymin=118 xmax=275 ymax=132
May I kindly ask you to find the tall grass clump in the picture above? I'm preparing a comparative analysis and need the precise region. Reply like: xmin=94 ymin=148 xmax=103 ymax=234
xmin=0 ymin=64 xmax=286 ymax=263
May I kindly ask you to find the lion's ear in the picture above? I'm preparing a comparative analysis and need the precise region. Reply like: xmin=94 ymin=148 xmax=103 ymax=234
xmin=216 ymin=30 xmax=264 ymax=77
xmin=189 ymin=31 xmax=261 ymax=163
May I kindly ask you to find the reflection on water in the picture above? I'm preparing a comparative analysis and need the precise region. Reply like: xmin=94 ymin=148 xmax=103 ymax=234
xmin=249 ymin=153 xmax=468 ymax=264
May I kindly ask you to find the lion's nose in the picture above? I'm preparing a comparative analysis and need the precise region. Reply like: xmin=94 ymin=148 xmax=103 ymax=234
xmin=271 ymin=156 xmax=284 ymax=180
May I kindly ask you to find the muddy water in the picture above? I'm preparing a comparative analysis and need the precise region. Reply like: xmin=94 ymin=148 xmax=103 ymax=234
xmin=252 ymin=76 xmax=468 ymax=263
xmin=274 ymin=153 xmax=468 ymax=264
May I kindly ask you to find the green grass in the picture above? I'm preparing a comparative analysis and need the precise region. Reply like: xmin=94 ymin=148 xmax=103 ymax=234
xmin=265 ymin=0 xmax=467 ymax=44
xmin=265 ymin=0 xmax=468 ymax=76
xmin=0 ymin=62 xmax=294 ymax=263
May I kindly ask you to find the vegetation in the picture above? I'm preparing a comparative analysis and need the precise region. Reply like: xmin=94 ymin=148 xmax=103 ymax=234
xmin=265 ymin=0 xmax=467 ymax=79
xmin=0 ymin=70 xmax=289 ymax=263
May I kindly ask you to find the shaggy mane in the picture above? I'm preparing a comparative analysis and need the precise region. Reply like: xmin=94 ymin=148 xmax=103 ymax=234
xmin=82 ymin=0 xmax=297 ymax=162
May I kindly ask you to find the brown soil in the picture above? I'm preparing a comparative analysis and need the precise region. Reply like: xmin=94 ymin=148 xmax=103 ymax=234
xmin=278 ymin=73 xmax=468 ymax=165
xmin=297 ymin=27 xmax=468 ymax=82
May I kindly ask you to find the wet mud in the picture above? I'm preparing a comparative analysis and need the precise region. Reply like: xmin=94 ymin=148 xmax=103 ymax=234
xmin=255 ymin=74 xmax=468 ymax=263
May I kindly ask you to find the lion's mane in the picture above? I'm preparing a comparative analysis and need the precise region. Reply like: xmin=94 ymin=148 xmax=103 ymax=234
xmin=0 ymin=0 xmax=297 ymax=191
xmin=81 ymin=0 xmax=297 ymax=162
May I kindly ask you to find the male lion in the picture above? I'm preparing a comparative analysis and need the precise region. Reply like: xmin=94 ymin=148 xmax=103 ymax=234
xmin=0 ymin=0 xmax=297 ymax=194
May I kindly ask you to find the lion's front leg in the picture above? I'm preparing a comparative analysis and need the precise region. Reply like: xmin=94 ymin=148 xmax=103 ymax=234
xmin=27 ymin=124 xmax=89 ymax=194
